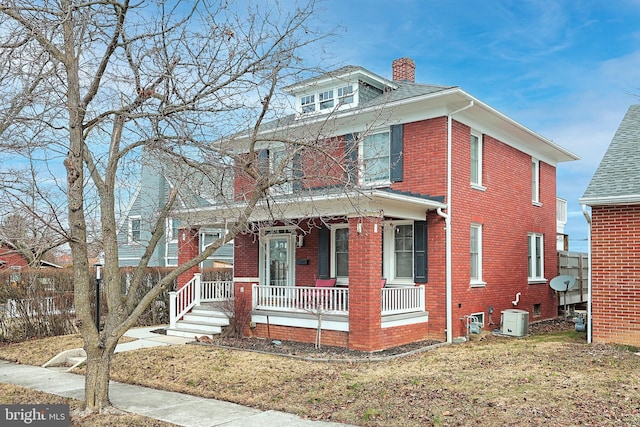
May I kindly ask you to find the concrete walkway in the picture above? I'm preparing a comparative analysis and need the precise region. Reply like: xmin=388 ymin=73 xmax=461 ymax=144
xmin=0 ymin=326 xmax=353 ymax=427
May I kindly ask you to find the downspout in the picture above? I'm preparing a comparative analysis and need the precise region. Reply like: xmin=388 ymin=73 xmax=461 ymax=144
xmin=440 ymin=100 xmax=474 ymax=344
xmin=581 ymin=204 xmax=592 ymax=343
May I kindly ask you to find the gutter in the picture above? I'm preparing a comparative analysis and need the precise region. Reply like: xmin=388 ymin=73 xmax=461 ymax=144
xmin=442 ymin=100 xmax=474 ymax=344
xmin=581 ymin=204 xmax=593 ymax=343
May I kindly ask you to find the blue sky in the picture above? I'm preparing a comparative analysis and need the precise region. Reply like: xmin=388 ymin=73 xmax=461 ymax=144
xmin=310 ymin=0 xmax=640 ymax=252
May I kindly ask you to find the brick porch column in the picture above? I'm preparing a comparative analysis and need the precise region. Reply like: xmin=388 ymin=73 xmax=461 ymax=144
xmin=347 ymin=216 xmax=383 ymax=351
xmin=177 ymin=228 xmax=200 ymax=289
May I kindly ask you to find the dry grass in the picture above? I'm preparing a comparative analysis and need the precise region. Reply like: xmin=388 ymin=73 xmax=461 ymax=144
xmin=2 ymin=329 xmax=640 ymax=426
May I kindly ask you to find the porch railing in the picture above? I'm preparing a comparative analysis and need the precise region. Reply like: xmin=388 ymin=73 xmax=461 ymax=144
xmin=381 ymin=285 xmax=425 ymax=315
xmin=252 ymin=284 xmax=426 ymax=316
xmin=252 ymin=285 xmax=349 ymax=314
xmin=169 ymin=273 xmax=201 ymax=329
xmin=201 ymin=280 xmax=234 ymax=302
xmin=169 ymin=274 xmax=234 ymax=329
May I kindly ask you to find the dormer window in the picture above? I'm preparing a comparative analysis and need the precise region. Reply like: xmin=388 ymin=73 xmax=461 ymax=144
xmin=338 ymin=85 xmax=353 ymax=104
xmin=300 ymin=95 xmax=315 ymax=113
xmin=319 ymin=90 xmax=334 ymax=109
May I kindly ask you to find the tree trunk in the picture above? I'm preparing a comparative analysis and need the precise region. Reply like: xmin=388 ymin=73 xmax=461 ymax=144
xmin=83 ymin=344 xmax=115 ymax=411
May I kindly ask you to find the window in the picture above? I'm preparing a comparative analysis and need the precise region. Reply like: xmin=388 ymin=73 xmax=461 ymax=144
xmin=532 ymin=158 xmax=540 ymax=204
xmin=300 ymin=95 xmax=315 ymax=113
xmin=528 ymin=233 xmax=545 ymax=281
xmin=270 ymin=149 xmax=293 ymax=194
xmin=167 ymin=217 xmax=180 ymax=241
xmin=470 ymin=311 xmax=484 ymax=327
xmin=362 ymin=131 xmax=390 ymax=183
xmin=331 ymin=226 xmax=349 ymax=283
xmin=337 ymin=85 xmax=354 ymax=104
xmin=129 ymin=217 xmax=141 ymax=243
xmin=394 ymin=224 xmax=413 ymax=279
xmin=470 ymin=132 xmax=483 ymax=187
xmin=10 ymin=266 xmax=21 ymax=284
xmin=319 ymin=90 xmax=334 ymax=109
xmin=470 ymin=224 xmax=483 ymax=285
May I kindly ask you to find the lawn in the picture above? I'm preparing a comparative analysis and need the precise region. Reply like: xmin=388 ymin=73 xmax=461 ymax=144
xmin=1 ymin=328 xmax=640 ymax=426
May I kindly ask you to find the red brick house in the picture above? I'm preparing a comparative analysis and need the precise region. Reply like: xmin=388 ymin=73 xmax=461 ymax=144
xmin=580 ymin=104 xmax=640 ymax=347
xmin=170 ymin=58 xmax=579 ymax=351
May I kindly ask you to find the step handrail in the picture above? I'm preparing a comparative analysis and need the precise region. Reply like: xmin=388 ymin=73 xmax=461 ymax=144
xmin=169 ymin=273 xmax=201 ymax=329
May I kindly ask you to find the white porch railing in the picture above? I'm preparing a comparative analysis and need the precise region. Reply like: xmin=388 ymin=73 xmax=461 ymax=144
xmin=252 ymin=285 xmax=349 ymax=314
xmin=381 ymin=285 xmax=425 ymax=315
xmin=201 ymin=280 xmax=234 ymax=302
xmin=252 ymin=284 xmax=426 ymax=316
xmin=169 ymin=274 xmax=234 ymax=328
xmin=169 ymin=273 xmax=201 ymax=329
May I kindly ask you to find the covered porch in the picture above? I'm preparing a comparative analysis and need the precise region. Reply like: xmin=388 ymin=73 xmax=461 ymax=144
xmin=174 ymin=188 xmax=445 ymax=351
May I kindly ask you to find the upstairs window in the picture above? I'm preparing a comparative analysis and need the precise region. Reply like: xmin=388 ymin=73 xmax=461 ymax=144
xmin=319 ymin=90 xmax=334 ymax=109
xmin=129 ymin=217 xmax=141 ymax=244
xmin=532 ymin=158 xmax=540 ymax=204
xmin=270 ymin=149 xmax=293 ymax=195
xmin=470 ymin=132 xmax=483 ymax=187
xmin=300 ymin=95 xmax=315 ymax=113
xmin=362 ymin=131 xmax=390 ymax=184
xmin=337 ymin=85 xmax=354 ymax=104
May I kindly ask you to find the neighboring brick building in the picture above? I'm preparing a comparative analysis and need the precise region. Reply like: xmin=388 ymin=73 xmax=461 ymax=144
xmin=174 ymin=58 xmax=579 ymax=351
xmin=580 ymin=105 xmax=640 ymax=347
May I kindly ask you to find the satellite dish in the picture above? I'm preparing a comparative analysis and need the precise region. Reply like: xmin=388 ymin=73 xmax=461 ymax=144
xmin=549 ymin=275 xmax=577 ymax=292
xmin=550 ymin=275 xmax=577 ymax=320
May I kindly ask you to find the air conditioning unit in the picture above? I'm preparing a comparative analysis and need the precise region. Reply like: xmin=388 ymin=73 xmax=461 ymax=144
xmin=501 ymin=309 xmax=529 ymax=337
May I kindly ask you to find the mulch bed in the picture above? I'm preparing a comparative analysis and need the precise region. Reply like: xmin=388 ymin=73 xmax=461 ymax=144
xmin=172 ymin=318 xmax=578 ymax=361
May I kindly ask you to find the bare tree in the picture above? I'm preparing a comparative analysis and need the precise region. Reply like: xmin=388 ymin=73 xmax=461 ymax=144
xmin=0 ymin=0 xmax=335 ymax=412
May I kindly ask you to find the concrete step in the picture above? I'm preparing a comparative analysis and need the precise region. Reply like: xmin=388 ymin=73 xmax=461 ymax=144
xmin=190 ymin=306 xmax=230 ymax=319
xmin=166 ymin=324 xmax=222 ymax=339
xmin=182 ymin=312 xmax=230 ymax=326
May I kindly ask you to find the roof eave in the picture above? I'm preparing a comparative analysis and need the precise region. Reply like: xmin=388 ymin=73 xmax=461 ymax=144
xmin=579 ymin=195 xmax=640 ymax=206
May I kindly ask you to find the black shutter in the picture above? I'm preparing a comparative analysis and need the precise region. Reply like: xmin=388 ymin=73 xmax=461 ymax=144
xmin=292 ymin=151 xmax=302 ymax=192
xmin=257 ymin=149 xmax=269 ymax=176
xmin=390 ymin=124 xmax=403 ymax=182
xmin=344 ymin=133 xmax=358 ymax=186
xmin=318 ymin=226 xmax=330 ymax=279
xmin=414 ymin=220 xmax=427 ymax=283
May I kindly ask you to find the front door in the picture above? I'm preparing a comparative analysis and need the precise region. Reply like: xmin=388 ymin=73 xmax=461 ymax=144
xmin=263 ymin=233 xmax=294 ymax=293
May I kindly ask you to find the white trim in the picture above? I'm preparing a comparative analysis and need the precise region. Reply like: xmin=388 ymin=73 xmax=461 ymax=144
xmin=579 ymin=194 xmax=640 ymax=206
xmin=234 ymin=277 xmax=260 ymax=283
xmin=251 ymin=312 xmax=349 ymax=332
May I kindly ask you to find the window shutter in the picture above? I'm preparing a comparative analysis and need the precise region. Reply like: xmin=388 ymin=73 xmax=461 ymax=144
xmin=257 ymin=149 xmax=269 ymax=176
xmin=414 ymin=220 xmax=427 ymax=283
xmin=318 ymin=226 xmax=330 ymax=279
xmin=292 ymin=151 xmax=302 ymax=192
xmin=344 ymin=133 xmax=358 ymax=185
xmin=390 ymin=124 xmax=404 ymax=182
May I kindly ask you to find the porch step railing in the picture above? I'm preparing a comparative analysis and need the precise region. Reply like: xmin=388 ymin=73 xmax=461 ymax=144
xmin=252 ymin=285 xmax=349 ymax=314
xmin=381 ymin=285 xmax=425 ymax=315
xmin=169 ymin=274 xmax=234 ymax=329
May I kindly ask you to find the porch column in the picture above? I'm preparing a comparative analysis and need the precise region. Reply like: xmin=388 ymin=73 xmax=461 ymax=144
xmin=348 ymin=216 xmax=383 ymax=351
xmin=177 ymin=228 xmax=200 ymax=289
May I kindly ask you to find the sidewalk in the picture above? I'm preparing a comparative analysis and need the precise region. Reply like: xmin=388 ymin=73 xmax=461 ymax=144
xmin=0 ymin=327 xmax=354 ymax=427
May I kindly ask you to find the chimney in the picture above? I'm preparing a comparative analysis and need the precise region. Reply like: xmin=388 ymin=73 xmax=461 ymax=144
xmin=392 ymin=57 xmax=415 ymax=82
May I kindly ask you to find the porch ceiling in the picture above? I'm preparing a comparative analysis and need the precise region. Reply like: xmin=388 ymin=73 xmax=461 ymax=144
xmin=176 ymin=189 xmax=446 ymax=227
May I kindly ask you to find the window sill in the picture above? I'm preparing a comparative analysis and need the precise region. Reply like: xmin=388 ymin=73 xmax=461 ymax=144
xmin=528 ymin=279 xmax=548 ymax=285
xmin=532 ymin=201 xmax=543 ymax=207
xmin=470 ymin=281 xmax=487 ymax=288
xmin=471 ymin=183 xmax=486 ymax=192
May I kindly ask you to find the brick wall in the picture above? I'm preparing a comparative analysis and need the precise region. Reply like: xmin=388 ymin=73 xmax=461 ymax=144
xmin=177 ymin=228 xmax=200 ymax=289
xmin=591 ymin=204 xmax=640 ymax=347
xmin=233 ymin=233 xmax=259 ymax=278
